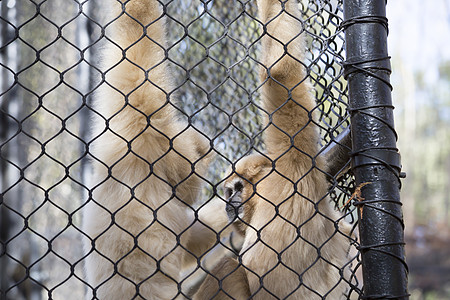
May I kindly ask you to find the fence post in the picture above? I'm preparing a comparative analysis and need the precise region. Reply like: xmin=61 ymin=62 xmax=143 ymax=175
xmin=342 ymin=1 xmax=409 ymax=299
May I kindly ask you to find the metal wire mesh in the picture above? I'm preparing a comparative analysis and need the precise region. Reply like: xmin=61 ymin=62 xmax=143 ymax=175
xmin=0 ymin=0 xmax=363 ymax=299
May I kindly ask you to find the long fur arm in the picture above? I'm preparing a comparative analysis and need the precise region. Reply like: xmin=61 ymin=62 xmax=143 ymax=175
xmin=258 ymin=0 xmax=318 ymax=162
xmin=82 ymin=1 xmax=209 ymax=299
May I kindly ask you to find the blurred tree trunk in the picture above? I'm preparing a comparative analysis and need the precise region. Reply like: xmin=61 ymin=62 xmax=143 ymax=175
xmin=6 ymin=0 xmax=79 ymax=299
xmin=80 ymin=0 xmax=103 ymax=185
xmin=1 ymin=1 xmax=12 ymax=298
xmin=12 ymin=1 xmax=44 ymax=299
xmin=0 ymin=2 xmax=27 ymax=299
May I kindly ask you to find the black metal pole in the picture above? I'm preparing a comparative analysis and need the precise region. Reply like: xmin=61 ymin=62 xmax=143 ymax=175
xmin=342 ymin=1 xmax=409 ymax=299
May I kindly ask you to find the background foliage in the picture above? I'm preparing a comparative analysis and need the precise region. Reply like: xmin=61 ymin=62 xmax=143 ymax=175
xmin=388 ymin=0 xmax=450 ymax=298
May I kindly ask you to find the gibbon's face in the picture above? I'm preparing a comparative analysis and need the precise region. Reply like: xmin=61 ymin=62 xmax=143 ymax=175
xmin=224 ymin=178 xmax=246 ymax=221
xmin=223 ymin=154 xmax=271 ymax=235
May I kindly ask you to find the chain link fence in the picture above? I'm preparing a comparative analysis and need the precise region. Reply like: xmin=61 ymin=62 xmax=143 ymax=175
xmin=0 ymin=0 xmax=405 ymax=299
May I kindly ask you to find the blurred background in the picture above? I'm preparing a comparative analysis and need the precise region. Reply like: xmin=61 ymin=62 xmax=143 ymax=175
xmin=388 ymin=0 xmax=450 ymax=299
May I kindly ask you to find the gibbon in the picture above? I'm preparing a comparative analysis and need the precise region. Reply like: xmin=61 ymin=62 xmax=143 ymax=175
xmin=82 ymin=0 xmax=211 ymax=299
xmin=195 ymin=0 xmax=351 ymax=299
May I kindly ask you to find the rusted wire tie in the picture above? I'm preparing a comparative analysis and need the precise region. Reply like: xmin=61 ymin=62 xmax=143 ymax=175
xmin=340 ymin=181 xmax=371 ymax=217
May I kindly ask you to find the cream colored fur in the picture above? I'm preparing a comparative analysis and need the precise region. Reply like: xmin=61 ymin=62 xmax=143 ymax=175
xmin=82 ymin=0 xmax=211 ymax=299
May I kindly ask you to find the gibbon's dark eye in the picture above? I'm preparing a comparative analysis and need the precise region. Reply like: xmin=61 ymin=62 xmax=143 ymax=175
xmin=225 ymin=188 xmax=233 ymax=199
xmin=234 ymin=181 xmax=243 ymax=192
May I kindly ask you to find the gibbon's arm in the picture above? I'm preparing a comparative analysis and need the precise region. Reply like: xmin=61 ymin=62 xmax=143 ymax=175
xmin=321 ymin=127 xmax=352 ymax=179
xmin=83 ymin=1 xmax=209 ymax=299
xmin=257 ymin=0 xmax=319 ymax=164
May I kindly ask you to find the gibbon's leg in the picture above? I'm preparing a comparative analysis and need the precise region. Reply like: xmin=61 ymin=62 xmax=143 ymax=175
xmin=182 ymin=198 xmax=232 ymax=265
xmin=230 ymin=0 xmax=350 ymax=298
xmin=82 ymin=1 xmax=209 ymax=299
xmin=193 ymin=257 xmax=251 ymax=300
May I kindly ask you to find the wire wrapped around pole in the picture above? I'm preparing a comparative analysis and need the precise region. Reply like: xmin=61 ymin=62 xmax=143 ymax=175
xmin=342 ymin=0 xmax=409 ymax=299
